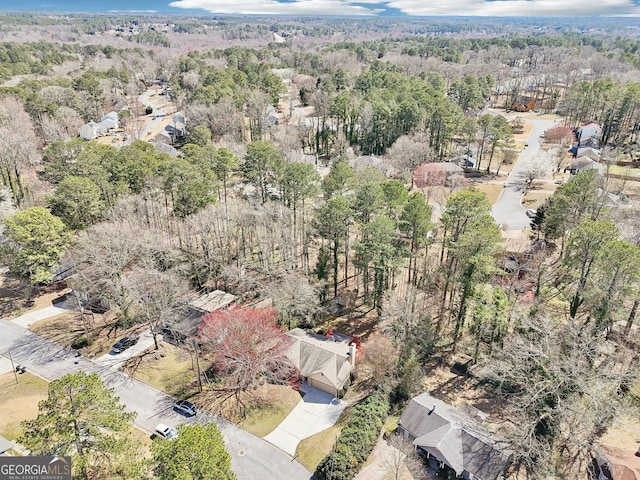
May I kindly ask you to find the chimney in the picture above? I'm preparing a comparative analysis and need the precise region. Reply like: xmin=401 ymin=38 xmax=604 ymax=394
xmin=428 ymin=404 xmax=436 ymax=415
xmin=348 ymin=343 xmax=357 ymax=366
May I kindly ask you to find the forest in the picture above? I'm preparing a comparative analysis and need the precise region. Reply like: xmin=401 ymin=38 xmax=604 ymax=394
xmin=1 ymin=12 xmax=640 ymax=480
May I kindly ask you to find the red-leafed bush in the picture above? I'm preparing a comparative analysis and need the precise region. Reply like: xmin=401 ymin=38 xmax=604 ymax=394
xmin=413 ymin=163 xmax=447 ymax=189
xmin=199 ymin=307 xmax=296 ymax=391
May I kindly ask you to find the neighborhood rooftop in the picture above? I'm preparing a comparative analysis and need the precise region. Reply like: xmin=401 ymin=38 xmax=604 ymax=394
xmin=399 ymin=392 xmax=511 ymax=480
xmin=188 ymin=290 xmax=239 ymax=314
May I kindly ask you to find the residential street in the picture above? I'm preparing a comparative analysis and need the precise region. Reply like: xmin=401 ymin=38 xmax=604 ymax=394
xmin=0 ymin=318 xmax=312 ymax=480
xmin=490 ymin=117 xmax=558 ymax=230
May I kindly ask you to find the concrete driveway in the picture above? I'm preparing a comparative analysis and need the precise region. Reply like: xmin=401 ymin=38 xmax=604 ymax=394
xmin=94 ymin=330 xmax=155 ymax=370
xmin=0 ymin=318 xmax=312 ymax=480
xmin=11 ymin=300 xmax=76 ymax=328
xmin=264 ymin=384 xmax=346 ymax=456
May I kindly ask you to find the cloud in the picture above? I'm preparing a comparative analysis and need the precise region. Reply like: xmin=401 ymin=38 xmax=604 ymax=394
xmin=168 ymin=0 xmax=640 ymax=16
xmin=385 ymin=0 xmax=640 ymax=16
xmin=169 ymin=0 xmax=382 ymax=15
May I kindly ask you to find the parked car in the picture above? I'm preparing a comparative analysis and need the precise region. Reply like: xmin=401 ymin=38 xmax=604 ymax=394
xmin=154 ymin=423 xmax=178 ymax=440
xmin=525 ymin=209 xmax=537 ymax=218
xmin=112 ymin=335 xmax=138 ymax=354
xmin=459 ymin=159 xmax=474 ymax=168
xmin=173 ymin=400 xmax=198 ymax=417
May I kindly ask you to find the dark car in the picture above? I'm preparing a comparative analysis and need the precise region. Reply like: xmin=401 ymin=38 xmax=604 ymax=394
xmin=173 ymin=400 xmax=198 ymax=417
xmin=112 ymin=335 xmax=138 ymax=354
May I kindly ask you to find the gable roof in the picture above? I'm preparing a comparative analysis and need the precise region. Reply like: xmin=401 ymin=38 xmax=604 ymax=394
xmin=189 ymin=290 xmax=238 ymax=314
xmin=431 ymin=162 xmax=464 ymax=174
xmin=565 ymin=158 xmax=603 ymax=174
xmin=576 ymin=147 xmax=601 ymax=159
xmin=399 ymin=393 xmax=510 ymax=480
xmin=286 ymin=328 xmax=353 ymax=390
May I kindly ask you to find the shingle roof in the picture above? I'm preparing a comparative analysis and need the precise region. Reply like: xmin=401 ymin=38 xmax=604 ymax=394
xmin=189 ymin=290 xmax=238 ymax=313
xmin=399 ymin=393 xmax=510 ymax=480
xmin=286 ymin=328 xmax=353 ymax=390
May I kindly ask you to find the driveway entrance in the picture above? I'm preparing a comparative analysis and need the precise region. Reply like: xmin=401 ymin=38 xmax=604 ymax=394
xmin=264 ymin=384 xmax=346 ymax=456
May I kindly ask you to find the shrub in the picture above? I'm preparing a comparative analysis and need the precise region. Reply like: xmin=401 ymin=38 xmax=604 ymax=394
xmin=315 ymin=394 xmax=388 ymax=480
xmin=71 ymin=336 xmax=92 ymax=349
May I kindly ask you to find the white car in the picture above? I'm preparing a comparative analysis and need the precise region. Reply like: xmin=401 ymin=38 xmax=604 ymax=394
xmin=155 ymin=423 xmax=178 ymax=440
xmin=525 ymin=209 xmax=537 ymax=218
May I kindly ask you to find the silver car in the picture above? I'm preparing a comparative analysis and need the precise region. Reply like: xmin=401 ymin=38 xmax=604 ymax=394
xmin=173 ymin=400 xmax=198 ymax=417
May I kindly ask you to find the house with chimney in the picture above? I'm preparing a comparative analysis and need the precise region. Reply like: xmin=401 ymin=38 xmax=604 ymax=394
xmin=398 ymin=392 xmax=511 ymax=480
xmin=285 ymin=328 xmax=357 ymax=397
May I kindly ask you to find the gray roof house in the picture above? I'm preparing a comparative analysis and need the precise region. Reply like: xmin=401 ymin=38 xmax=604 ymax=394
xmin=398 ymin=393 xmax=511 ymax=480
xmin=564 ymin=158 xmax=604 ymax=175
xmin=577 ymin=122 xmax=601 ymax=148
xmin=188 ymin=290 xmax=239 ymax=315
xmin=79 ymin=111 xmax=120 ymax=140
xmin=576 ymin=146 xmax=601 ymax=160
xmin=285 ymin=328 xmax=356 ymax=397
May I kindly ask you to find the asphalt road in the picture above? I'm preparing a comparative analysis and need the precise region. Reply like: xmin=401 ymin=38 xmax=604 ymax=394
xmin=490 ymin=117 xmax=559 ymax=230
xmin=0 ymin=318 xmax=313 ymax=480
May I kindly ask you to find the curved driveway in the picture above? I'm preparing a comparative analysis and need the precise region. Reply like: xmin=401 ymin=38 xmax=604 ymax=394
xmin=0 ymin=318 xmax=312 ymax=480
xmin=490 ymin=117 xmax=558 ymax=230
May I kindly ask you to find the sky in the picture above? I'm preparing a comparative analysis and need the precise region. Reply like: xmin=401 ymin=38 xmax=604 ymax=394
xmin=4 ymin=0 xmax=640 ymax=16
xmin=165 ymin=0 xmax=640 ymax=17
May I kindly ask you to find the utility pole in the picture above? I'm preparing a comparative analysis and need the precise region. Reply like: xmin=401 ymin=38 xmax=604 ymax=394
xmin=8 ymin=351 xmax=18 ymax=384
xmin=192 ymin=339 xmax=203 ymax=393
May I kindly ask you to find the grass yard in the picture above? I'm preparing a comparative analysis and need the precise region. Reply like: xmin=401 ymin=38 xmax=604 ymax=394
xmin=296 ymin=408 xmax=350 ymax=471
xmin=0 ymin=372 xmax=48 ymax=441
xmin=607 ymin=164 xmax=640 ymax=178
xmin=240 ymin=384 xmax=302 ymax=437
xmin=475 ymin=183 xmax=504 ymax=206
xmin=130 ymin=426 xmax=154 ymax=458
xmin=128 ymin=343 xmax=197 ymax=398
xmin=522 ymin=189 xmax=552 ymax=209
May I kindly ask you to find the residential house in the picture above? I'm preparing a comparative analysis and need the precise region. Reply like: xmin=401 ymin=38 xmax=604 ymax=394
xmin=577 ymin=122 xmax=602 ymax=148
xmin=564 ymin=158 xmax=604 ymax=175
xmin=188 ymin=290 xmax=239 ymax=315
xmin=167 ymin=290 xmax=240 ymax=340
xmin=285 ymin=328 xmax=356 ymax=397
xmin=576 ymin=146 xmax=601 ymax=160
xmin=398 ymin=393 xmax=511 ymax=480
xmin=351 ymin=154 xmax=396 ymax=177
xmin=79 ymin=111 xmax=120 ymax=140
xmin=509 ymin=96 xmax=536 ymax=112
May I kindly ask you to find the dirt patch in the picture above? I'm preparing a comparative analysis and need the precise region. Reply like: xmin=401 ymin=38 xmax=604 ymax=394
xmin=420 ymin=362 xmax=505 ymax=430
xmin=240 ymin=384 xmax=302 ymax=437
xmin=475 ymin=183 xmax=504 ymax=206
xmin=0 ymin=273 xmax=69 ymax=319
xmin=127 ymin=343 xmax=196 ymax=398
xmin=522 ymin=189 xmax=553 ymax=209
xmin=30 ymin=309 xmax=141 ymax=358
xmin=0 ymin=372 xmax=48 ymax=441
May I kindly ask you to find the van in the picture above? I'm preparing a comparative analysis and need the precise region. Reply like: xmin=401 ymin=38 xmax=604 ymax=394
xmin=155 ymin=423 xmax=178 ymax=440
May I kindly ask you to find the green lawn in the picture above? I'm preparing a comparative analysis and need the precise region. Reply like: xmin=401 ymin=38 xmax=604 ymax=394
xmin=240 ymin=385 xmax=301 ymax=437
xmin=296 ymin=407 xmax=351 ymax=471
xmin=607 ymin=164 xmax=640 ymax=178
